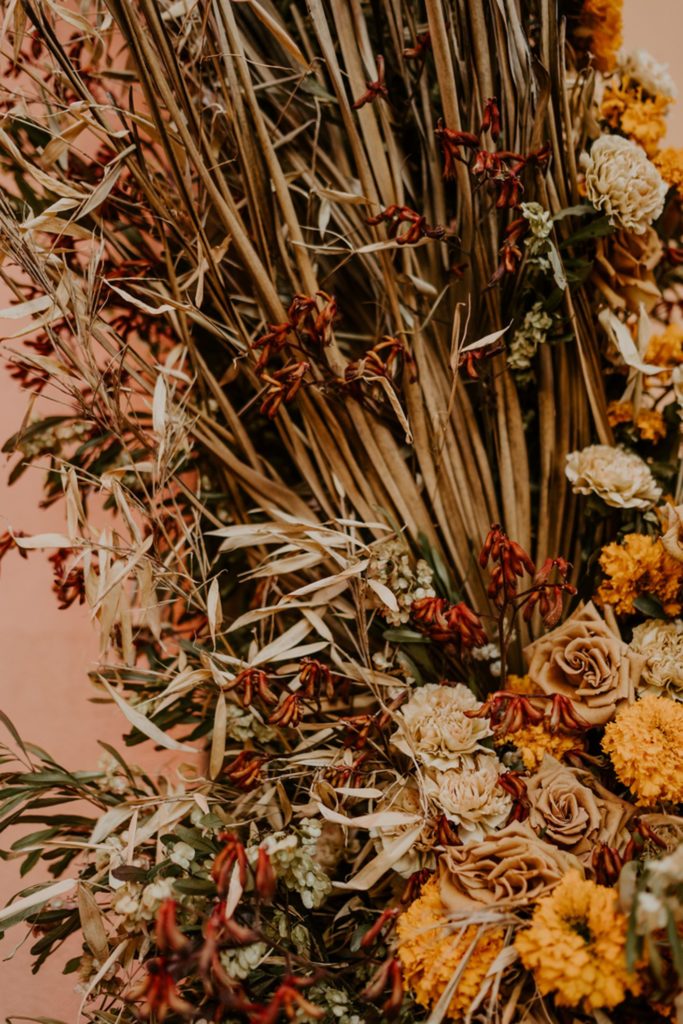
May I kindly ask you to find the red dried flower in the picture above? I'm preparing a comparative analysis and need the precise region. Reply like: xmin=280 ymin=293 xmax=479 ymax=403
xmin=352 ymin=55 xmax=389 ymax=110
xmin=367 ymin=204 xmax=446 ymax=245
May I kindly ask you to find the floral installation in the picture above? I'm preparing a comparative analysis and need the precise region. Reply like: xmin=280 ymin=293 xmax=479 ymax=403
xmin=0 ymin=1 xmax=682 ymax=1023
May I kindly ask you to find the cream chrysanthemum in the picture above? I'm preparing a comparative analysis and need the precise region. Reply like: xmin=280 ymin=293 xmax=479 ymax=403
xmin=582 ymin=135 xmax=667 ymax=234
xmin=566 ymin=444 xmax=661 ymax=510
xmin=424 ymin=754 xmax=512 ymax=843
xmin=516 ymin=870 xmax=640 ymax=1012
xmin=602 ymin=695 xmax=683 ymax=805
xmin=391 ymin=683 xmax=492 ymax=771
xmin=396 ymin=878 xmax=505 ymax=1020
xmin=629 ymin=619 xmax=683 ymax=699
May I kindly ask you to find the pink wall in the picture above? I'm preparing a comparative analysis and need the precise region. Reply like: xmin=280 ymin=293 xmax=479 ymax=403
xmin=1 ymin=0 xmax=683 ymax=1017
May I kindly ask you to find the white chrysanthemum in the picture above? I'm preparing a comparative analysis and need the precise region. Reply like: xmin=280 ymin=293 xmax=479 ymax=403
xmin=630 ymin=619 xmax=683 ymax=699
xmin=424 ymin=754 xmax=512 ymax=843
xmin=391 ymin=683 xmax=493 ymax=771
xmin=617 ymin=49 xmax=678 ymax=100
xmin=583 ymin=135 xmax=667 ymax=234
xmin=566 ymin=444 xmax=661 ymax=509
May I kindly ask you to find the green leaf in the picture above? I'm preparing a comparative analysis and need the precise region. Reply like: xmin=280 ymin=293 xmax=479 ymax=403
xmin=382 ymin=628 xmax=429 ymax=644
xmin=560 ymin=215 xmax=613 ymax=246
xmin=633 ymin=594 xmax=666 ymax=618
xmin=172 ymin=877 xmax=216 ymax=895
xmin=551 ymin=204 xmax=592 ymax=221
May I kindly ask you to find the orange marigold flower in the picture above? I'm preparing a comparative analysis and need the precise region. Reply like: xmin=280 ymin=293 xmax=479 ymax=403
xmin=396 ymin=877 xmax=505 ymax=1019
xmin=506 ymin=673 xmax=534 ymax=695
xmin=516 ymin=870 xmax=641 ymax=1012
xmin=606 ymin=402 xmax=667 ymax=442
xmin=598 ymin=533 xmax=683 ymax=617
xmin=606 ymin=400 xmax=634 ymax=428
xmin=600 ymin=84 xmax=669 ymax=156
xmin=635 ymin=408 xmax=667 ymax=443
xmin=645 ymin=323 xmax=683 ymax=366
xmin=654 ymin=148 xmax=683 ymax=198
xmin=602 ymin=694 xmax=683 ymax=805
xmin=578 ymin=0 xmax=623 ymax=72
xmin=495 ymin=721 xmax=582 ymax=771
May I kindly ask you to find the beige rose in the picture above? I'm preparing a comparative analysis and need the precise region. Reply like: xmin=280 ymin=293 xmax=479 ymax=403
xmin=424 ymin=754 xmax=512 ymax=844
xmin=390 ymin=683 xmax=492 ymax=770
xmin=566 ymin=444 xmax=662 ymax=510
xmin=438 ymin=822 xmax=581 ymax=912
xmin=525 ymin=602 xmax=642 ymax=725
xmin=583 ymin=134 xmax=667 ymax=235
xmin=526 ymin=755 xmax=632 ymax=857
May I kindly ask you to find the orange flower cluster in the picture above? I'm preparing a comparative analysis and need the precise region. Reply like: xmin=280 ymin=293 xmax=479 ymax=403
xmin=578 ymin=0 xmax=623 ymax=73
xmin=655 ymin=148 xmax=683 ymax=197
xmin=396 ymin=878 xmax=505 ymax=1019
xmin=600 ymin=84 xmax=669 ymax=157
xmin=606 ymin=401 xmax=667 ymax=443
xmin=602 ymin=695 xmax=683 ymax=804
xmin=598 ymin=533 xmax=683 ymax=617
xmin=645 ymin=323 xmax=683 ymax=366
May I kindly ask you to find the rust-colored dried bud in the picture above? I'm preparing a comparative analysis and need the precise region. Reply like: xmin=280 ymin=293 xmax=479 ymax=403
xmin=367 ymin=204 xmax=446 ymax=245
xmin=268 ymin=692 xmax=304 ymax=728
xmin=400 ymin=868 xmax=433 ymax=905
xmin=436 ymin=815 xmax=461 ymax=847
xmin=352 ymin=55 xmax=389 ymax=110
xmin=435 ymin=120 xmax=481 ymax=178
xmin=155 ymin=899 xmax=189 ymax=953
xmin=225 ymin=668 xmax=278 ymax=708
xmin=403 ymin=31 xmax=430 ymax=60
xmin=255 ymin=847 xmax=277 ymax=904
xmin=259 ymin=361 xmax=310 ymax=419
xmin=299 ymin=658 xmax=333 ymax=702
xmin=126 ymin=958 xmax=193 ymax=1020
xmin=410 ymin=596 xmax=485 ymax=648
xmin=225 ymin=750 xmax=266 ymax=791
xmin=591 ymin=843 xmax=623 ymax=886
xmin=211 ymin=833 xmax=248 ymax=895
xmin=481 ymin=97 xmax=501 ymax=141
xmin=547 ymin=694 xmax=592 ymax=733
xmin=360 ymin=908 xmax=398 ymax=949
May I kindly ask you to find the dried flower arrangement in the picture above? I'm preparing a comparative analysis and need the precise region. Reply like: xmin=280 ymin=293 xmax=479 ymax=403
xmin=1 ymin=0 xmax=683 ymax=1022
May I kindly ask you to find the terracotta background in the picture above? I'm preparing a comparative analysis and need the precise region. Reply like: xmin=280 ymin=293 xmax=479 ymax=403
xmin=1 ymin=1 xmax=682 ymax=1017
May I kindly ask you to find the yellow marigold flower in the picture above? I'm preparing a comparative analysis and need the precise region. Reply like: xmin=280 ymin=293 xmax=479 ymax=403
xmin=606 ymin=402 xmax=667 ymax=442
xmin=655 ymin=148 xmax=683 ymax=198
xmin=516 ymin=870 xmax=640 ymax=1012
xmin=396 ymin=878 xmax=505 ymax=1019
xmin=645 ymin=323 xmax=683 ymax=366
xmin=602 ymin=694 xmax=683 ymax=805
xmin=495 ymin=722 xmax=582 ymax=771
xmin=506 ymin=673 xmax=534 ymax=694
xmin=635 ymin=408 xmax=667 ymax=443
xmin=600 ymin=84 xmax=669 ymax=157
xmin=607 ymin=400 xmax=634 ymax=428
xmin=579 ymin=0 xmax=623 ymax=72
xmin=598 ymin=533 xmax=683 ymax=617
